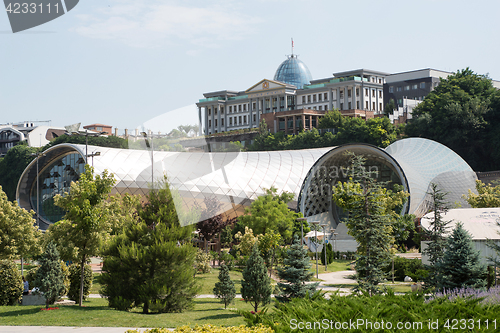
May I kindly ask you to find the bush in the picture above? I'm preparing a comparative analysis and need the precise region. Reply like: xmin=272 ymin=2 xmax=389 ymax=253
xmin=0 ymin=260 xmax=22 ymax=305
xmin=320 ymin=243 xmax=334 ymax=265
xmin=68 ymin=263 xmax=93 ymax=303
xmin=126 ymin=325 xmax=273 ymax=333
xmin=194 ymin=249 xmax=212 ymax=274
xmin=383 ymin=256 xmax=427 ymax=281
xmin=218 ymin=251 xmax=235 ymax=270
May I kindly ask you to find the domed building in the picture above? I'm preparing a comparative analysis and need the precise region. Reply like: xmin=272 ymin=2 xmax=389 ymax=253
xmin=197 ymin=50 xmax=387 ymax=136
xmin=273 ymin=55 xmax=312 ymax=89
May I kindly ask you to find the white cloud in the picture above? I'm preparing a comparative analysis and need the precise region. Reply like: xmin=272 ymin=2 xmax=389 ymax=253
xmin=74 ymin=0 xmax=261 ymax=49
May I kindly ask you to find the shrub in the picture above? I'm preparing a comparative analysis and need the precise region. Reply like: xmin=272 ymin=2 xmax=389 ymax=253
xmin=194 ymin=249 xmax=212 ymax=274
xmin=34 ymin=242 xmax=65 ymax=307
xmin=320 ymin=243 xmax=334 ymax=265
xmin=0 ymin=259 xmax=23 ymax=305
xmin=68 ymin=263 xmax=93 ymax=303
xmin=384 ymin=256 xmax=426 ymax=281
xmin=26 ymin=261 xmax=70 ymax=296
xmin=126 ymin=325 xmax=273 ymax=333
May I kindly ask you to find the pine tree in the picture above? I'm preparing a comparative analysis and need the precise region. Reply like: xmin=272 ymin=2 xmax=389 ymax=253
xmin=422 ymin=183 xmax=451 ymax=289
xmin=436 ymin=223 xmax=486 ymax=290
xmin=241 ymin=244 xmax=272 ymax=312
xmin=276 ymin=237 xmax=319 ymax=302
xmin=213 ymin=264 xmax=236 ymax=309
xmin=332 ymin=152 xmax=397 ymax=295
xmin=34 ymin=242 xmax=65 ymax=308
xmin=101 ymin=178 xmax=199 ymax=314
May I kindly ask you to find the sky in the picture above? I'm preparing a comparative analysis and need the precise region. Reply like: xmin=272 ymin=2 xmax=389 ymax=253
xmin=2 ymin=0 xmax=500 ymax=135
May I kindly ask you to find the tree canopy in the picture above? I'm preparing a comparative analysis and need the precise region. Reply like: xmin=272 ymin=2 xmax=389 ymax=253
xmin=464 ymin=180 xmax=500 ymax=208
xmin=0 ymin=185 xmax=42 ymax=260
xmin=0 ymin=144 xmax=37 ymax=201
xmin=405 ymin=68 xmax=500 ymax=171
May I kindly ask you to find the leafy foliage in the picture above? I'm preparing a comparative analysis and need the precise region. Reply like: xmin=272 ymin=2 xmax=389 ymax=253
xmin=0 ymin=144 xmax=37 ymax=201
xmin=405 ymin=68 xmax=500 ymax=171
xmin=43 ymin=134 xmax=128 ymax=150
xmin=0 ymin=260 xmax=23 ymax=306
xmin=67 ymin=263 xmax=93 ymax=304
xmin=213 ymin=264 xmax=236 ymax=309
xmin=0 ymin=185 xmax=42 ymax=260
xmin=237 ymin=187 xmax=298 ymax=243
xmin=234 ymin=227 xmax=259 ymax=256
xmin=436 ymin=223 xmax=486 ymax=290
xmin=127 ymin=324 xmax=274 ymax=333
xmin=464 ymin=180 xmax=500 ymax=208
xmin=50 ymin=165 xmax=114 ymax=306
xmin=197 ymin=197 xmax=235 ymax=246
xmin=276 ymin=237 xmax=318 ymax=302
xmin=101 ymin=179 xmax=198 ymax=314
xmin=241 ymin=245 xmax=272 ymax=312
xmin=382 ymin=256 xmax=427 ymax=282
xmin=194 ymin=249 xmax=212 ymax=274
xmin=34 ymin=242 xmax=65 ymax=307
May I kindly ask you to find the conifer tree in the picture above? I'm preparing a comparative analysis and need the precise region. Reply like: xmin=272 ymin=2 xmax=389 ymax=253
xmin=436 ymin=223 xmax=486 ymax=290
xmin=101 ymin=178 xmax=199 ymax=314
xmin=213 ymin=264 xmax=236 ymax=309
xmin=34 ymin=242 xmax=65 ymax=308
xmin=332 ymin=152 xmax=398 ymax=295
xmin=241 ymin=244 xmax=272 ymax=312
xmin=276 ymin=237 xmax=318 ymax=302
xmin=422 ymin=183 xmax=451 ymax=289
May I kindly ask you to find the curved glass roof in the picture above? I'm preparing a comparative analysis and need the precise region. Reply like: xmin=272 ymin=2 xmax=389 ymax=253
xmin=274 ymin=55 xmax=312 ymax=89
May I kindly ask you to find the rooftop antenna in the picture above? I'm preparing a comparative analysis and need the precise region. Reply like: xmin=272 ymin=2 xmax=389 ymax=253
xmin=291 ymin=38 xmax=294 ymax=57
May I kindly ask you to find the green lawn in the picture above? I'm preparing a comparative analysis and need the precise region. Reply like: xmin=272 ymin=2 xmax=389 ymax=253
xmin=308 ymin=259 xmax=352 ymax=274
xmin=0 ymin=297 xmax=256 ymax=328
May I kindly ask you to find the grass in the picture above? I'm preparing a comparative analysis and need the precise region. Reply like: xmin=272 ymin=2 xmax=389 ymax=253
xmin=308 ymin=259 xmax=352 ymax=274
xmin=194 ymin=267 xmax=244 ymax=294
xmin=0 ymin=297 xmax=256 ymax=328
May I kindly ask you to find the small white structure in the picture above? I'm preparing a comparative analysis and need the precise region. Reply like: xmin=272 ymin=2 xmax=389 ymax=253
xmin=421 ymin=208 xmax=500 ymax=265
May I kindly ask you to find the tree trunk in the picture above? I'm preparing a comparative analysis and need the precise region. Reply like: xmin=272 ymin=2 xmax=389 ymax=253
xmin=79 ymin=254 xmax=86 ymax=306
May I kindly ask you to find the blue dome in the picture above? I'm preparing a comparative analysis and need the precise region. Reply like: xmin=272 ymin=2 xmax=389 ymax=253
xmin=274 ymin=55 xmax=312 ymax=89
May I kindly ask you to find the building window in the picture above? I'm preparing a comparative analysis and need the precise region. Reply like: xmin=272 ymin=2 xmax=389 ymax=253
xmin=318 ymin=106 xmax=322 ymax=110
xmin=302 ymin=96 xmax=306 ymax=104
xmin=253 ymin=102 xmax=256 ymax=109
xmin=324 ymin=92 xmax=328 ymax=100
xmin=209 ymin=119 xmax=212 ymax=127
xmin=372 ymin=90 xmax=375 ymax=97
xmin=215 ymin=119 xmax=218 ymax=127
xmin=365 ymin=101 xmax=369 ymax=109
xmin=325 ymin=104 xmax=328 ymax=110
xmin=239 ymin=105 xmax=242 ymax=112
xmin=229 ymin=106 xmax=232 ymax=113
xmin=215 ymin=130 xmax=217 ymax=133
xmin=244 ymin=115 xmax=247 ymax=124
xmin=243 ymin=104 xmax=246 ymax=111
xmin=318 ymin=94 xmax=322 ymax=101
xmin=221 ymin=107 xmax=224 ymax=114
xmin=420 ymin=82 xmax=426 ymax=89
xmin=239 ymin=116 xmax=242 ymax=124
xmin=307 ymin=95 xmax=311 ymax=103
xmin=340 ymin=103 xmax=343 ymax=110
xmin=379 ymin=90 xmax=382 ymax=98
xmin=208 ymin=109 xmax=211 ymax=116
xmin=313 ymin=95 xmax=317 ymax=102
xmin=372 ymin=102 xmax=375 ymax=110
xmin=348 ymin=102 xmax=351 ymax=109
xmin=398 ymin=99 xmax=403 ymax=105
xmin=389 ymin=86 xmax=394 ymax=93
xmin=313 ymin=106 xmax=316 ymax=110
xmin=412 ymin=84 xmax=418 ymax=90
xmin=379 ymin=103 xmax=382 ymax=110
xmin=404 ymin=85 xmax=410 ymax=91
xmin=397 ymin=86 xmax=402 ymax=92
xmin=253 ymin=114 xmax=256 ymax=122
xmin=229 ymin=117 xmax=233 ymax=125
xmin=365 ymin=89 xmax=368 ymax=96
xmin=356 ymin=88 xmax=359 ymax=96
xmin=348 ymin=89 xmax=351 ymax=98
xmin=215 ymin=109 xmax=218 ymax=115
xmin=221 ymin=118 xmax=224 ymax=126
xmin=340 ymin=91 xmax=344 ymax=99
xmin=379 ymin=78 xmax=382 ymax=84
xmin=357 ymin=101 xmax=360 ymax=109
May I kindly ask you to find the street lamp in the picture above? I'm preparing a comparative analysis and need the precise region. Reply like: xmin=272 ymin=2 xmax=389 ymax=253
xmin=141 ymin=131 xmax=154 ymax=187
xmin=320 ymin=223 xmax=328 ymax=271
xmin=30 ymin=152 xmax=46 ymax=229
xmin=67 ymin=129 xmax=106 ymax=165
xmin=309 ymin=221 xmax=320 ymax=279
xmin=296 ymin=217 xmax=307 ymax=246
xmin=86 ymin=151 xmax=101 ymax=167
